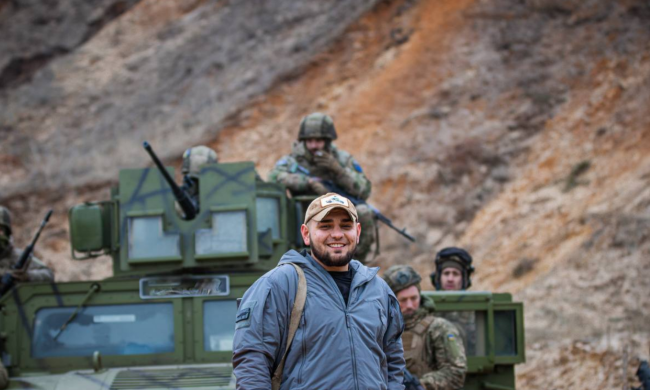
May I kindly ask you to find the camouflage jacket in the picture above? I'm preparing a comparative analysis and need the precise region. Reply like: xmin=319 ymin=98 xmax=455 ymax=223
xmin=267 ymin=141 xmax=371 ymax=200
xmin=0 ymin=245 xmax=54 ymax=282
xmin=403 ymin=306 xmax=467 ymax=390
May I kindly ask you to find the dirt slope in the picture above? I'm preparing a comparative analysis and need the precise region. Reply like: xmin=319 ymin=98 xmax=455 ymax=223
xmin=1 ymin=0 xmax=649 ymax=388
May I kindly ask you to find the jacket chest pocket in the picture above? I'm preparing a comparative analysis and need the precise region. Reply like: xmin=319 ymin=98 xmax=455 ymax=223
xmin=352 ymin=299 xmax=388 ymax=341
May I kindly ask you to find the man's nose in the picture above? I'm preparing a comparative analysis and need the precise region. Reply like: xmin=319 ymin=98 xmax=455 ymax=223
xmin=330 ymin=226 xmax=344 ymax=238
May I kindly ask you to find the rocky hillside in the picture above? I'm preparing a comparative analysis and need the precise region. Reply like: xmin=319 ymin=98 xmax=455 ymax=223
xmin=1 ymin=0 xmax=649 ymax=388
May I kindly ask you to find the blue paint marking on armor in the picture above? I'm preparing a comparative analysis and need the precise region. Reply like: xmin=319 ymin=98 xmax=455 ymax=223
xmin=352 ymin=160 xmax=363 ymax=173
xmin=276 ymin=158 xmax=287 ymax=167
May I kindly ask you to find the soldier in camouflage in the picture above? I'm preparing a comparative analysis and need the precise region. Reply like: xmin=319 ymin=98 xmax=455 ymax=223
xmin=384 ymin=265 xmax=466 ymax=390
xmin=181 ymin=146 xmax=218 ymax=201
xmin=0 ymin=206 xmax=53 ymax=283
xmin=175 ymin=145 xmax=218 ymax=218
xmin=268 ymin=113 xmax=376 ymax=263
xmin=430 ymin=247 xmax=477 ymax=355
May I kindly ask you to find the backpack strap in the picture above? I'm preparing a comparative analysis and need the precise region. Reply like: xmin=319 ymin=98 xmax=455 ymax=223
xmin=271 ymin=263 xmax=307 ymax=390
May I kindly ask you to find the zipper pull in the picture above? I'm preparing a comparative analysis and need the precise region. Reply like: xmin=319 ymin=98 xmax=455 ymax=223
xmin=345 ymin=312 xmax=350 ymax=328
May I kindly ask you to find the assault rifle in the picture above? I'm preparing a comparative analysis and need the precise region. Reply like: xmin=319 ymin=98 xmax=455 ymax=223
xmin=403 ymin=368 xmax=425 ymax=390
xmin=633 ymin=360 xmax=650 ymax=390
xmin=143 ymin=141 xmax=197 ymax=220
xmin=0 ymin=209 xmax=53 ymax=296
xmin=293 ymin=164 xmax=416 ymax=242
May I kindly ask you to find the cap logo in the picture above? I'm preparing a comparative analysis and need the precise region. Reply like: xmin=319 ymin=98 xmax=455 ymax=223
xmin=320 ymin=194 xmax=348 ymax=207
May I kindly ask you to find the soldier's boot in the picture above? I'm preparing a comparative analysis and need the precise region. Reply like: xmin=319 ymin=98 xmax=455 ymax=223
xmin=355 ymin=204 xmax=376 ymax=264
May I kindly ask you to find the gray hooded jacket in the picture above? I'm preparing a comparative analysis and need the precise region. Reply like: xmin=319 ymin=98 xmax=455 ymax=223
xmin=233 ymin=250 xmax=405 ymax=390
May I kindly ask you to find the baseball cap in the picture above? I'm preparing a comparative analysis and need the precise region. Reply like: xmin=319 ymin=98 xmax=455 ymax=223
xmin=304 ymin=193 xmax=358 ymax=224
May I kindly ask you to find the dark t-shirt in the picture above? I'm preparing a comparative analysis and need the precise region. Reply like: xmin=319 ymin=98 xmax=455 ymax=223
xmin=328 ymin=266 xmax=355 ymax=306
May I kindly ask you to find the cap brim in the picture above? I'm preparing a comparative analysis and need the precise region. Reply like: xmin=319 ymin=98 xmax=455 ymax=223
xmin=310 ymin=206 xmax=357 ymax=224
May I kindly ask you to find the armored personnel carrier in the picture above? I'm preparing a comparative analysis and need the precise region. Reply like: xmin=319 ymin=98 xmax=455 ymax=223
xmin=0 ymin=148 xmax=525 ymax=389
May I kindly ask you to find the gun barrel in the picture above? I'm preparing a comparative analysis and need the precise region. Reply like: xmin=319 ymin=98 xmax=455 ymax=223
xmin=143 ymin=142 xmax=197 ymax=219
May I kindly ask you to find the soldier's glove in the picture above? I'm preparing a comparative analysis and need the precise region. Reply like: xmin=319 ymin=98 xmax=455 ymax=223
xmin=313 ymin=152 xmax=344 ymax=176
xmin=308 ymin=178 xmax=329 ymax=195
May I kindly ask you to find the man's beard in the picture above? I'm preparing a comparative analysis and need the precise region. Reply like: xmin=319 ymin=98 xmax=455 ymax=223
xmin=310 ymin=235 xmax=356 ymax=267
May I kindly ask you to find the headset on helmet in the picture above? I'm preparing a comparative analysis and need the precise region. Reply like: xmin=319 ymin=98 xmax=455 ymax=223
xmin=430 ymin=247 xmax=474 ymax=290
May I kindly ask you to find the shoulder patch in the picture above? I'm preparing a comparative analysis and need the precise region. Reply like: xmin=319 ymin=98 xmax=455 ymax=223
xmin=235 ymin=300 xmax=257 ymax=330
xmin=352 ymin=159 xmax=363 ymax=173
xmin=236 ymin=308 xmax=251 ymax=323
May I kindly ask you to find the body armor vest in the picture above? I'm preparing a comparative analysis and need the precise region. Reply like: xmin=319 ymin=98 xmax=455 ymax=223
xmin=402 ymin=314 xmax=435 ymax=377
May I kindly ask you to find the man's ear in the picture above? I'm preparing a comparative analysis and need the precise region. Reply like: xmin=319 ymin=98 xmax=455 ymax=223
xmin=356 ymin=222 xmax=361 ymax=244
xmin=301 ymin=224 xmax=311 ymax=246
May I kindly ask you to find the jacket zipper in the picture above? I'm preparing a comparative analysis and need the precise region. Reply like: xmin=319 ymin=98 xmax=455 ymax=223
xmin=345 ymin=310 xmax=359 ymax=390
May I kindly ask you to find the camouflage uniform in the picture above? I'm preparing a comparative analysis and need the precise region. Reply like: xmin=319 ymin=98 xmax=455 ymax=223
xmin=0 ymin=207 xmax=53 ymax=283
xmin=384 ymin=265 xmax=467 ymax=390
xmin=0 ymin=244 xmax=54 ymax=283
xmin=268 ymin=141 xmax=371 ymax=199
xmin=438 ymin=310 xmax=477 ymax=356
xmin=403 ymin=298 xmax=467 ymax=390
xmin=268 ymin=113 xmax=376 ymax=262
xmin=176 ymin=145 xmax=218 ymax=218
xmin=430 ymin=248 xmax=477 ymax=354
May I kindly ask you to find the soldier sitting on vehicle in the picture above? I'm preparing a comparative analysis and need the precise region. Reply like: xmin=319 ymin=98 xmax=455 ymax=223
xmin=175 ymin=145 xmax=218 ymax=217
xmin=181 ymin=145 xmax=218 ymax=205
xmin=268 ymin=112 xmax=376 ymax=263
xmin=384 ymin=265 xmax=467 ymax=390
xmin=0 ymin=206 xmax=53 ymax=283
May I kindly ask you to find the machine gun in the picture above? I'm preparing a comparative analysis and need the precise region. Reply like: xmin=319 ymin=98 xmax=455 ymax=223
xmin=293 ymin=163 xmax=416 ymax=242
xmin=0 ymin=209 xmax=52 ymax=296
xmin=633 ymin=360 xmax=650 ymax=390
xmin=404 ymin=368 xmax=425 ymax=390
xmin=143 ymin=141 xmax=197 ymax=220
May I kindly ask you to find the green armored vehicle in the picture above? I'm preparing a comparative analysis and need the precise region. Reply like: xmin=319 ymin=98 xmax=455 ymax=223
xmin=0 ymin=145 xmax=525 ymax=389
xmin=424 ymin=291 xmax=525 ymax=390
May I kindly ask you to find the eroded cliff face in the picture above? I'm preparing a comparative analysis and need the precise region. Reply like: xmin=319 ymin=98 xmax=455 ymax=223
xmin=0 ymin=0 xmax=380 ymax=195
xmin=1 ymin=0 xmax=649 ymax=388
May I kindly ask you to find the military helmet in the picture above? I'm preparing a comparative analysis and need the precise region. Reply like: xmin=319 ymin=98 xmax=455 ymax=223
xmin=298 ymin=113 xmax=337 ymax=141
xmin=181 ymin=146 xmax=218 ymax=178
xmin=430 ymin=247 xmax=475 ymax=290
xmin=383 ymin=265 xmax=422 ymax=294
xmin=0 ymin=206 xmax=11 ymax=236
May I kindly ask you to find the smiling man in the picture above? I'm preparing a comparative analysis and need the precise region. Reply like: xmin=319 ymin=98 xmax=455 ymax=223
xmin=233 ymin=193 xmax=405 ymax=390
